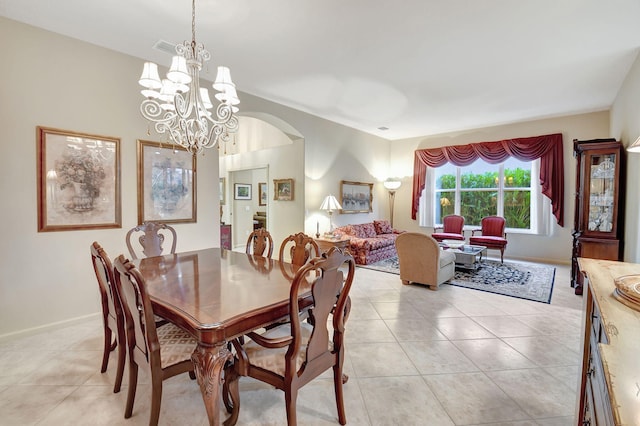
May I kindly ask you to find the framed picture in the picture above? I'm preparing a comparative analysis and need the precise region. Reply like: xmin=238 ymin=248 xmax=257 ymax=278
xmin=137 ymin=140 xmax=196 ymax=224
xmin=274 ymin=178 xmax=294 ymax=201
xmin=340 ymin=180 xmax=373 ymax=213
xmin=258 ymin=182 xmax=267 ymax=206
xmin=219 ymin=177 xmax=226 ymax=205
xmin=234 ymin=183 xmax=251 ymax=200
xmin=37 ymin=126 xmax=121 ymax=232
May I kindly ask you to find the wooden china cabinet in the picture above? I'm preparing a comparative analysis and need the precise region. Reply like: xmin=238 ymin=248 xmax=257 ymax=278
xmin=571 ymin=139 xmax=624 ymax=295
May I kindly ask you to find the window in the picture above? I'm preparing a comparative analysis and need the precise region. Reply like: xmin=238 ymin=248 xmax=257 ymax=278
xmin=433 ymin=158 xmax=538 ymax=231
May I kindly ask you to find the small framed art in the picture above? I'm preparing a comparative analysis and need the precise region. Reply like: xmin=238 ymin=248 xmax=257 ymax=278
xmin=220 ymin=177 xmax=226 ymax=205
xmin=234 ymin=183 xmax=251 ymax=200
xmin=274 ymin=178 xmax=294 ymax=201
xmin=258 ymin=182 xmax=267 ymax=206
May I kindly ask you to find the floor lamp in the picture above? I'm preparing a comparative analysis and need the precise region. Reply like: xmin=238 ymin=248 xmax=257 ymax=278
xmin=383 ymin=179 xmax=401 ymax=228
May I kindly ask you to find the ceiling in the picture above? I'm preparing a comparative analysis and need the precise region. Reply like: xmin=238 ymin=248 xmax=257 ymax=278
xmin=2 ymin=0 xmax=640 ymax=140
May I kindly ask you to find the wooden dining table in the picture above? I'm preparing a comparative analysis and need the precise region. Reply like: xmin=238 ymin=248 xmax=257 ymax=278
xmin=133 ymin=247 xmax=307 ymax=425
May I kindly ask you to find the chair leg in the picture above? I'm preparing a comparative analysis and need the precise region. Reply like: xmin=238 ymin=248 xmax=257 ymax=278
xmin=149 ymin=374 xmax=163 ymax=426
xmin=284 ymin=387 xmax=298 ymax=426
xmin=113 ymin=339 xmax=125 ymax=393
xmin=500 ymin=248 xmax=504 ymax=263
xmin=101 ymin=326 xmax=112 ymax=373
xmin=333 ymin=364 xmax=347 ymax=425
xmin=124 ymin=361 xmax=138 ymax=419
xmin=222 ymin=368 xmax=240 ymax=426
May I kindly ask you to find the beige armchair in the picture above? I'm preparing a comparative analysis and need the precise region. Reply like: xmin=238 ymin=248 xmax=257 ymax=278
xmin=395 ymin=232 xmax=456 ymax=290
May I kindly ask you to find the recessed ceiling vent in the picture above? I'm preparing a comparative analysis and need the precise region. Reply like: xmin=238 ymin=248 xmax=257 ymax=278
xmin=377 ymin=126 xmax=389 ymax=131
xmin=152 ymin=40 xmax=177 ymax=55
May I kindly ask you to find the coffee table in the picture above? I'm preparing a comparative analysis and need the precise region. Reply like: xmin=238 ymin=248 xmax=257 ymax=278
xmin=447 ymin=245 xmax=487 ymax=270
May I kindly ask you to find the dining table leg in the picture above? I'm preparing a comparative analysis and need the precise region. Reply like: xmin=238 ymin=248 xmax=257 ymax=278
xmin=191 ymin=342 xmax=232 ymax=425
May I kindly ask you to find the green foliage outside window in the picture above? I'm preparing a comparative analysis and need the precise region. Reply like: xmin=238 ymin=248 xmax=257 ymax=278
xmin=436 ymin=168 xmax=531 ymax=228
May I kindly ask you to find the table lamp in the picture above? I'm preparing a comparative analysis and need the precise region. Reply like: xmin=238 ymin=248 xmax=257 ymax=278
xmin=319 ymin=194 xmax=342 ymax=238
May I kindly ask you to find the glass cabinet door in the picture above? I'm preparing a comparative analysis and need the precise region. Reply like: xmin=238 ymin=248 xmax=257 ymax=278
xmin=586 ymin=153 xmax=616 ymax=234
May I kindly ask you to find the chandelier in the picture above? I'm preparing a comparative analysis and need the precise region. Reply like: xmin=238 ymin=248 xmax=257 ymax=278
xmin=138 ymin=0 xmax=239 ymax=155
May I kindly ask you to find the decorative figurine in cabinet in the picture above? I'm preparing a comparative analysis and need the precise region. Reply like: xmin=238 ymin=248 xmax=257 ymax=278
xmin=571 ymin=139 xmax=624 ymax=295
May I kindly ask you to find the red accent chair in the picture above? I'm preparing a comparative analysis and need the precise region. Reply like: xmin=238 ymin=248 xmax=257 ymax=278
xmin=470 ymin=216 xmax=508 ymax=263
xmin=432 ymin=215 xmax=465 ymax=242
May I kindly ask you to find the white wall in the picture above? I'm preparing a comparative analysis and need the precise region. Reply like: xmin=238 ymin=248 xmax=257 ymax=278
xmin=610 ymin=52 xmax=640 ymax=263
xmin=388 ymin=111 xmax=610 ymax=264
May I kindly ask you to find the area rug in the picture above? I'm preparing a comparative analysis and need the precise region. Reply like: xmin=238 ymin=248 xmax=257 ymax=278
xmin=359 ymin=257 xmax=555 ymax=303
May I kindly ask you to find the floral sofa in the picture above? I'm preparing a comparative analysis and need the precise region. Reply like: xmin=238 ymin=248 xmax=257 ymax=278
xmin=333 ymin=220 xmax=403 ymax=265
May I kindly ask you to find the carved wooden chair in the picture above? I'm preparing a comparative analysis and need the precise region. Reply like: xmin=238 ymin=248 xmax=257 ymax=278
xmin=90 ymin=241 xmax=126 ymax=393
xmin=223 ymin=247 xmax=356 ymax=426
xmin=125 ymin=222 xmax=177 ymax=260
xmin=113 ymin=255 xmax=197 ymax=425
xmin=245 ymin=228 xmax=274 ymax=258
xmin=431 ymin=214 xmax=465 ymax=242
xmin=278 ymin=232 xmax=320 ymax=268
xmin=469 ymin=216 xmax=508 ymax=263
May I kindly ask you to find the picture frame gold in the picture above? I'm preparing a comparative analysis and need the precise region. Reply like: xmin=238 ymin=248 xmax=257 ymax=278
xmin=37 ymin=126 xmax=121 ymax=232
xmin=340 ymin=180 xmax=373 ymax=213
xmin=274 ymin=178 xmax=294 ymax=201
xmin=137 ymin=140 xmax=196 ymax=224
xmin=258 ymin=182 xmax=267 ymax=206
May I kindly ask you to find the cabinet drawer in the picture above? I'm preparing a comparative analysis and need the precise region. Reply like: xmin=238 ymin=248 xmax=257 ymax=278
xmin=588 ymin=342 xmax=614 ymax=425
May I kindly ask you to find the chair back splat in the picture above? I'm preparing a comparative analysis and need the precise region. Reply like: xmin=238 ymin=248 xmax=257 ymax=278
xmin=245 ymin=228 xmax=274 ymax=257
xmin=278 ymin=232 xmax=320 ymax=266
xmin=125 ymin=222 xmax=177 ymax=259
xmin=223 ymin=247 xmax=356 ymax=425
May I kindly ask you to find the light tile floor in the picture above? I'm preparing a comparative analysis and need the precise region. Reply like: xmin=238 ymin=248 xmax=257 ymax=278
xmin=0 ymin=261 xmax=583 ymax=425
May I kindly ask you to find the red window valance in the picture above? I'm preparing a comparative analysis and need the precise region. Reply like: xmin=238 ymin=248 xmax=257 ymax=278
xmin=412 ymin=133 xmax=564 ymax=226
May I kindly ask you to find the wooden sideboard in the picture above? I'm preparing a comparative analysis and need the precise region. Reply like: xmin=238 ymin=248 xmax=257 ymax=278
xmin=576 ymin=258 xmax=640 ymax=425
xmin=220 ymin=224 xmax=232 ymax=250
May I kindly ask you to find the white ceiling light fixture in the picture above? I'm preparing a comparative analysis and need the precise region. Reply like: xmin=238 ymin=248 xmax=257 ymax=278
xmin=138 ymin=0 xmax=239 ymax=155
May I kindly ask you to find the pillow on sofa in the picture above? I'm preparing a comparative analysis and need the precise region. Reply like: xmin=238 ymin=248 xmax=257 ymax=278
xmin=374 ymin=220 xmax=393 ymax=234
xmin=352 ymin=223 xmax=377 ymax=238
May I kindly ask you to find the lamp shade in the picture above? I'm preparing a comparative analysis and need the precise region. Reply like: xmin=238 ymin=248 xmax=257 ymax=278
xmin=383 ymin=179 xmax=402 ymax=191
xmin=320 ymin=195 xmax=342 ymax=211
xmin=628 ymin=136 xmax=640 ymax=153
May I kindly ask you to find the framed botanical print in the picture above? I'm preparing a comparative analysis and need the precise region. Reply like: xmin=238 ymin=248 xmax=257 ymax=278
xmin=258 ymin=182 xmax=267 ymax=206
xmin=340 ymin=180 xmax=373 ymax=213
xmin=137 ymin=140 xmax=196 ymax=224
xmin=37 ymin=126 xmax=121 ymax=232
xmin=234 ymin=183 xmax=251 ymax=200
xmin=274 ymin=178 xmax=294 ymax=201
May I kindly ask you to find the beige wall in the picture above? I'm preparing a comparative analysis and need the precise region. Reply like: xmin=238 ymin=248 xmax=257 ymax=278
xmin=0 ymin=17 xmax=390 ymax=336
xmin=389 ymin=111 xmax=610 ymax=264
xmin=610 ymin=52 xmax=640 ymax=263
xmin=1 ymin=15 xmax=636 ymax=337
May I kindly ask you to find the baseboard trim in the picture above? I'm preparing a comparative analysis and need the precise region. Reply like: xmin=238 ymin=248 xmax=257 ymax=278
xmin=0 ymin=312 xmax=101 ymax=341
